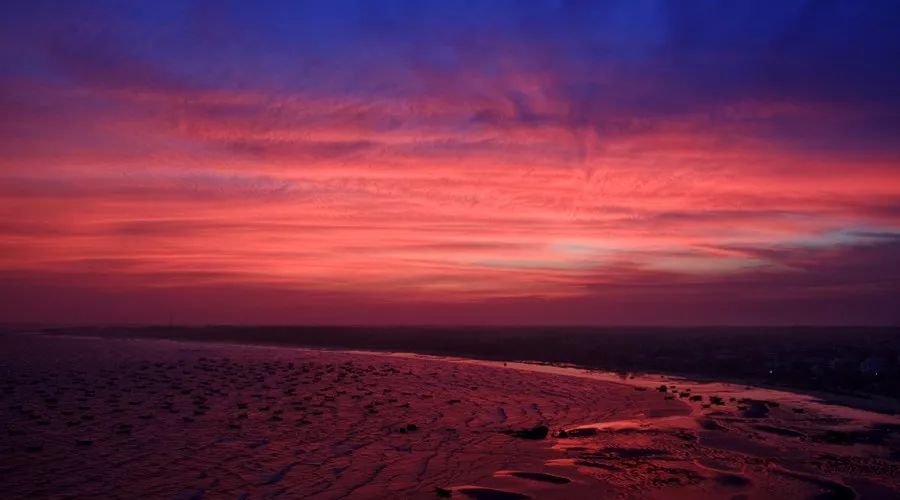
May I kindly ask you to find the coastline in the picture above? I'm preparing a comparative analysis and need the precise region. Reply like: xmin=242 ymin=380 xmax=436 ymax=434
xmin=25 ymin=327 xmax=900 ymax=420
xmin=5 ymin=329 xmax=900 ymax=498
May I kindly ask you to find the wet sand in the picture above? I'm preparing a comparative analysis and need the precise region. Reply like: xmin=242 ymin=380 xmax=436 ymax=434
xmin=2 ymin=333 xmax=899 ymax=499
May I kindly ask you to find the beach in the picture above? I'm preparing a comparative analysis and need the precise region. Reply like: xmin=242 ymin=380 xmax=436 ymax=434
xmin=2 ymin=332 xmax=899 ymax=499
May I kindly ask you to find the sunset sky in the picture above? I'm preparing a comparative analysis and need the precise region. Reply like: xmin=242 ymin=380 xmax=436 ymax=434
xmin=2 ymin=1 xmax=899 ymax=325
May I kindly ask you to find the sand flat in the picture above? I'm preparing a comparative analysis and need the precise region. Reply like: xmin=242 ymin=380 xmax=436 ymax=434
xmin=2 ymin=333 xmax=900 ymax=499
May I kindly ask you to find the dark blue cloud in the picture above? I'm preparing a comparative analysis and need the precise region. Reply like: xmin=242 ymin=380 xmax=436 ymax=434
xmin=2 ymin=0 xmax=900 ymax=156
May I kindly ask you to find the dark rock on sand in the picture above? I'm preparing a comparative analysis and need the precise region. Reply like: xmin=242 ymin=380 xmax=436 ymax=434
xmin=456 ymin=487 xmax=530 ymax=499
xmin=502 ymin=424 xmax=549 ymax=440
xmin=699 ymin=418 xmax=726 ymax=431
xmin=508 ymin=471 xmax=571 ymax=484
xmin=556 ymin=427 xmax=597 ymax=438
xmin=740 ymin=400 xmax=770 ymax=418
xmin=716 ymin=473 xmax=751 ymax=487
